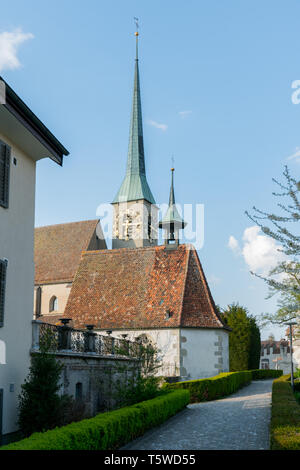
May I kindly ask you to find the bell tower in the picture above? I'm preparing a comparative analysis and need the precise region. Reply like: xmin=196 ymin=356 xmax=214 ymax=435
xmin=159 ymin=168 xmax=186 ymax=247
xmin=112 ymin=28 xmax=158 ymax=249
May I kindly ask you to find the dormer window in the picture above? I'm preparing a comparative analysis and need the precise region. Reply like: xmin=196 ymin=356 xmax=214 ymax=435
xmin=165 ymin=309 xmax=173 ymax=320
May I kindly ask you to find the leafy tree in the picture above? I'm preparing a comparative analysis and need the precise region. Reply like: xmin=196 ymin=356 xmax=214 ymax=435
xmin=18 ymin=327 xmax=69 ymax=437
xmin=248 ymin=316 xmax=261 ymax=370
xmin=245 ymin=166 xmax=300 ymax=325
xmin=221 ymin=303 xmax=261 ymax=371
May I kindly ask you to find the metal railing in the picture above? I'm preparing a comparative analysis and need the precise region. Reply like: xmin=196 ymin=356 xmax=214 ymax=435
xmin=32 ymin=319 xmax=140 ymax=359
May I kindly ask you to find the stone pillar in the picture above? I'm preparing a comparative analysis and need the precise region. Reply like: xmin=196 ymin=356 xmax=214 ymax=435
xmin=84 ymin=325 xmax=96 ymax=353
xmin=32 ymin=320 xmax=42 ymax=351
xmin=58 ymin=318 xmax=72 ymax=351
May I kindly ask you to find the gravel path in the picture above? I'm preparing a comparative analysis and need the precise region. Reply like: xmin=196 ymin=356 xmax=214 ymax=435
xmin=122 ymin=379 xmax=273 ymax=450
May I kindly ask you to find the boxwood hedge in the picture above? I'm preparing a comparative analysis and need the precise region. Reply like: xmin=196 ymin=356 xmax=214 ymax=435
xmin=270 ymin=374 xmax=300 ymax=450
xmin=0 ymin=390 xmax=189 ymax=451
xmin=163 ymin=371 xmax=252 ymax=403
xmin=250 ymin=369 xmax=283 ymax=380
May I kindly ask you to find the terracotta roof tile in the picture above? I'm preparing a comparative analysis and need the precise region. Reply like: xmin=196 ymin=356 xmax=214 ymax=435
xmin=37 ymin=314 xmax=63 ymax=325
xmin=34 ymin=219 xmax=106 ymax=284
xmin=64 ymin=244 xmax=227 ymax=330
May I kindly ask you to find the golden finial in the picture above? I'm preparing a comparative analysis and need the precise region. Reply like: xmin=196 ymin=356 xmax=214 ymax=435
xmin=171 ymin=167 xmax=175 ymax=172
xmin=135 ymin=31 xmax=139 ymax=36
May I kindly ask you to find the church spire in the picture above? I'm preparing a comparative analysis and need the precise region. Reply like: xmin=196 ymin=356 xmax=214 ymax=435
xmin=112 ymin=29 xmax=155 ymax=204
xmin=159 ymin=168 xmax=186 ymax=246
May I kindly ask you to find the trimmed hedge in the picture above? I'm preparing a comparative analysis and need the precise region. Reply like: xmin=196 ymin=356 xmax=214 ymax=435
xmin=270 ymin=374 xmax=300 ymax=450
xmin=0 ymin=390 xmax=189 ymax=450
xmin=163 ymin=371 xmax=252 ymax=403
xmin=250 ymin=369 xmax=283 ymax=380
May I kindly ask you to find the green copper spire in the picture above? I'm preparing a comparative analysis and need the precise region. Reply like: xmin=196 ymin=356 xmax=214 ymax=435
xmin=112 ymin=32 xmax=155 ymax=204
xmin=160 ymin=168 xmax=186 ymax=228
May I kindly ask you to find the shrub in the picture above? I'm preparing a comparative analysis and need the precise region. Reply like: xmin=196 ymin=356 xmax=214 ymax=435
xmin=250 ymin=369 xmax=283 ymax=380
xmin=18 ymin=350 xmax=64 ymax=437
xmin=294 ymin=368 xmax=300 ymax=379
xmin=0 ymin=390 xmax=189 ymax=450
xmin=270 ymin=374 xmax=300 ymax=450
xmin=163 ymin=371 xmax=252 ymax=403
xmin=110 ymin=333 xmax=162 ymax=407
xmin=294 ymin=378 xmax=300 ymax=392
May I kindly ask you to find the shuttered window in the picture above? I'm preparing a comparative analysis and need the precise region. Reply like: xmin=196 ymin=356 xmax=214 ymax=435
xmin=0 ymin=260 xmax=7 ymax=327
xmin=0 ymin=141 xmax=11 ymax=209
xmin=0 ymin=388 xmax=3 ymax=439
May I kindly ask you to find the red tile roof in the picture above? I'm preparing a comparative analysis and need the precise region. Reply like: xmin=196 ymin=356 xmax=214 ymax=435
xmin=63 ymin=244 xmax=227 ymax=330
xmin=37 ymin=314 xmax=63 ymax=325
xmin=261 ymin=339 xmax=291 ymax=355
xmin=34 ymin=220 xmax=106 ymax=284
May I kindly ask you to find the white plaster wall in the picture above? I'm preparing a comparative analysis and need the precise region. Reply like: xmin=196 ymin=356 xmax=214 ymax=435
xmin=34 ymin=282 xmax=72 ymax=318
xmin=180 ymin=328 xmax=230 ymax=380
xmin=0 ymin=132 xmax=36 ymax=436
xmin=101 ymin=329 xmax=181 ymax=377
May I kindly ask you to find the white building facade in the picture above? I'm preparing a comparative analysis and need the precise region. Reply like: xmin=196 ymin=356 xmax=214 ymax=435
xmin=0 ymin=78 xmax=68 ymax=444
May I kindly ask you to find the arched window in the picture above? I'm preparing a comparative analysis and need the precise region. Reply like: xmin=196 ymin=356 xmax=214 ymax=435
xmin=49 ymin=296 xmax=58 ymax=312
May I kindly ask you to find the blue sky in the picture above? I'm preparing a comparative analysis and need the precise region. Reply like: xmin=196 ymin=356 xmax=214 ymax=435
xmin=1 ymin=0 xmax=300 ymax=340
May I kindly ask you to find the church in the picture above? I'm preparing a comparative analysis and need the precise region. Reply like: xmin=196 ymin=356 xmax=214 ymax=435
xmin=34 ymin=31 xmax=230 ymax=380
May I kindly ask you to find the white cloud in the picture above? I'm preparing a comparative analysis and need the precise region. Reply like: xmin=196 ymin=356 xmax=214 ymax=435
xmin=0 ymin=28 xmax=34 ymax=73
xmin=228 ymin=235 xmax=241 ymax=255
xmin=228 ymin=226 xmax=286 ymax=277
xmin=287 ymin=147 xmax=300 ymax=163
xmin=178 ymin=110 xmax=192 ymax=119
xmin=147 ymin=119 xmax=168 ymax=131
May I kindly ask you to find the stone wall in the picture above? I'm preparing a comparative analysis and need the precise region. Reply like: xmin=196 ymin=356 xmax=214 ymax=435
xmin=53 ymin=351 xmax=139 ymax=416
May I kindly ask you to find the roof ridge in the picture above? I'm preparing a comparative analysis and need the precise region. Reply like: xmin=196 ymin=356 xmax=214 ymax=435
xmin=187 ymin=247 xmax=228 ymax=330
xmin=81 ymin=245 xmax=188 ymax=256
xmin=35 ymin=219 xmax=99 ymax=230
xmin=179 ymin=246 xmax=191 ymax=327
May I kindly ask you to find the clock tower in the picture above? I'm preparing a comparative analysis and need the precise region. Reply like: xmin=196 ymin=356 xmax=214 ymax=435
xmin=112 ymin=31 xmax=158 ymax=249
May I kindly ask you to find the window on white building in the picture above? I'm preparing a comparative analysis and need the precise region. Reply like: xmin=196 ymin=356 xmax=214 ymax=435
xmin=0 ymin=140 xmax=11 ymax=209
xmin=0 ymin=260 xmax=8 ymax=327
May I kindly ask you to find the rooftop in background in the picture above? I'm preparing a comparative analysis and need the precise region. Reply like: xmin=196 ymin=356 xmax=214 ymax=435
xmin=261 ymin=339 xmax=291 ymax=355
xmin=34 ymin=219 xmax=107 ymax=284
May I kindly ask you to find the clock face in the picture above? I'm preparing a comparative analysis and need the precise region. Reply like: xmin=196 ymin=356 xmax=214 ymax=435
xmin=114 ymin=203 xmax=158 ymax=242
xmin=121 ymin=209 xmax=142 ymax=240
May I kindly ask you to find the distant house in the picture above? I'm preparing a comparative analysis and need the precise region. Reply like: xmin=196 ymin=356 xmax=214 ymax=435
xmin=0 ymin=77 xmax=68 ymax=444
xmin=34 ymin=220 xmax=106 ymax=323
xmin=260 ymin=337 xmax=292 ymax=374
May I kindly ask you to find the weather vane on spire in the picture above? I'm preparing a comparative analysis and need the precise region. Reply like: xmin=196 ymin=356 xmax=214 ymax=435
xmin=171 ymin=155 xmax=175 ymax=171
xmin=134 ymin=17 xmax=139 ymax=36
